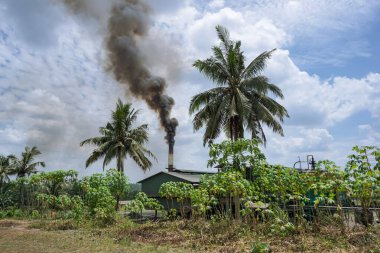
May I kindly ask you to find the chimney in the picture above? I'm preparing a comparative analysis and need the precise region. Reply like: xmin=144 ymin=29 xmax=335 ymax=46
xmin=168 ymin=140 xmax=174 ymax=172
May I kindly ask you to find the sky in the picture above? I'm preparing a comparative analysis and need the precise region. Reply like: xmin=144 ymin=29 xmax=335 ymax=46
xmin=0 ymin=0 xmax=379 ymax=182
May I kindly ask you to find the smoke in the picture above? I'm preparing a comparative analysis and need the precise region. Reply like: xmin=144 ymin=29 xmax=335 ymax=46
xmin=62 ymin=0 xmax=178 ymax=143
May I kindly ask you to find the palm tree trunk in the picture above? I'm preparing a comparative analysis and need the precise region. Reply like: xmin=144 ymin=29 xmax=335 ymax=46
xmin=229 ymin=119 xmax=234 ymax=142
xmin=117 ymin=149 xmax=123 ymax=173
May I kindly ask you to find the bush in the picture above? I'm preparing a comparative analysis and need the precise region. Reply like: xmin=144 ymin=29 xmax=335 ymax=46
xmin=82 ymin=174 xmax=116 ymax=225
xmin=126 ymin=192 xmax=163 ymax=218
xmin=251 ymin=242 xmax=272 ymax=253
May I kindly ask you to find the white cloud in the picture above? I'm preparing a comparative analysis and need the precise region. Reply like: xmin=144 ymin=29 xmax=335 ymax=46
xmin=0 ymin=0 xmax=379 ymax=182
xmin=209 ymin=0 xmax=225 ymax=9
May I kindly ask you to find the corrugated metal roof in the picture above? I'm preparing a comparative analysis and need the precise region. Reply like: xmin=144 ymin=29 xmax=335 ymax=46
xmin=137 ymin=170 xmax=212 ymax=183
xmin=175 ymin=168 xmax=217 ymax=174
xmin=165 ymin=171 xmax=203 ymax=183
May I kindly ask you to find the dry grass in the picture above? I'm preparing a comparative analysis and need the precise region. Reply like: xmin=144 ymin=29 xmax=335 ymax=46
xmin=0 ymin=219 xmax=188 ymax=253
xmin=0 ymin=219 xmax=379 ymax=253
xmin=122 ymin=219 xmax=380 ymax=253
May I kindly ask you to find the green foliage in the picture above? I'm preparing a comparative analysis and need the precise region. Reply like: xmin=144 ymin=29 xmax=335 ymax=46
xmin=190 ymin=25 xmax=288 ymax=145
xmin=345 ymin=145 xmax=380 ymax=226
xmin=36 ymin=193 xmax=84 ymax=220
xmin=251 ymin=242 xmax=272 ymax=253
xmin=207 ymin=138 xmax=266 ymax=174
xmin=201 ymin=171 xmax=252 ymax=198
xmin=80 ymin=99 xmax=156 ymax=172
xmin=9 ymin=146 xmax=45 ymax=178
xmin=265 ymin=207 xmax=295 ymax=236
xmin=0 ymin=154 xmax=15 ymax=185
xmin=1 ymin=143 xmax=379 ymax=231
xmin=345 ymin=146 xmax=380 ymax=206
xmin=189 ymin=188 xmax=211 ymax=217
xmin=126 ymin=192 xmax=163 ymax=217
xmin=105 ymin=168 xmax=130 ymax=204
xmin=0 ymin=185 xmax=14 ymax=209
xmin=29 ymin=170 xmax=78 ymax=196
xmin=159 ymin=181 xmax=193 ymax=216
xmin=82 ymin=173 xmax=116 ymax=224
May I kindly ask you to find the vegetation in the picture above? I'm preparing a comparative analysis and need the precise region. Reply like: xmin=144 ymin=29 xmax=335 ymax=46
xmin=0 ymin=154 xmax=15 ymax=185
xmin=190 ymin=25 xmax=288 ymax=145
xmin=9 ymin=146 xmax=45 ymax=178
xmin=80 ymin=99 xmax=156 ymax=172
xmin=0 ymin=141 xmax=379 ymax=252
xmin=1 ymin=27 xmax=379 ymax=252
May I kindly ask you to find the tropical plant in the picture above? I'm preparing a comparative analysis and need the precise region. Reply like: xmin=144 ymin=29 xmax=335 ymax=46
xmin=29 ymin=170 xmax=78 ymax=196
xmin=207 ymin=138 xmax=266 ymax=176
xmin=80 ymin=99 xmax=156 ymax=172
xmin=0 ymin=154 xmax=15 ymax=185
xmin=190 ymin=25 xmax=289 ymax=145
xmin=9 ymin=146 xmax=45 ymax=178
xmin=105 ymin=168 xmax=130 ymax=209
xmin=81 ymin=173 xmax=116 ymax=224
xmin=189 ymin=188 xmax=211 ymax=218
xmin=345 ymin=145 xmax=380 ymax=226
xmin=0 ymin=184 xmax=14 ymax=209
xmin=126 ymin=192 xmax=163 ymax=218
xmin=159 ymin=181 xmax=193 ymax=216
xmin=7 ymin=147 xmax=45 ymax=208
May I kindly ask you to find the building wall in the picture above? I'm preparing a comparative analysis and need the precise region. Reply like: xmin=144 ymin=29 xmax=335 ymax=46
xmin=140 ymin=173 xmax=191 ymax=197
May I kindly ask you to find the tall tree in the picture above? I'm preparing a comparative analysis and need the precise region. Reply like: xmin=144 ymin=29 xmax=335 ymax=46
xmin=80 ymin=99 xmax=156 ymax=173
xmin=0 ymin=154 xmax=15 ymax=185
xmin=10 ymin=147 xmax=45 ymax=178
xmin=190 ymin=25 xmax=289 ymax=145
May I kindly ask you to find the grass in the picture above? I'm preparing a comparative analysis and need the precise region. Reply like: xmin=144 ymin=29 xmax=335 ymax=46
xmin=0 ymin=218 xmax=379 ymax=252
xmin=0 ymin=219 xmax=188 ymax=253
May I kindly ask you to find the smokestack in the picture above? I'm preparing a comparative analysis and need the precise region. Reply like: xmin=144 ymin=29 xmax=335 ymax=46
xmin=168 ymin=139 xmax=174 ymax=172
xmin=166 ymin=117 xmax=177 ymax=172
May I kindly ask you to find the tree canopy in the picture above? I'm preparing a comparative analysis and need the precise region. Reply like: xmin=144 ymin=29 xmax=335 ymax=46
xmin=190 ymin=25 xmax=289 ymax=145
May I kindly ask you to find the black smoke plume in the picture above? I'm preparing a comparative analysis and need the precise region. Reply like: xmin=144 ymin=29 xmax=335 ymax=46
xmin=63 ymin=0 xmax=178 ymax=143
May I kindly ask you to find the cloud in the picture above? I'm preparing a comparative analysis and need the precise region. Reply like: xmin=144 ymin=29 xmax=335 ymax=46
xmin=209 ymin=0 xmax=225 ymax=9
xmin=1 ymin=0 xmax=65 ymax=48
xmin=0 ymin=0 xmax=379 ymax=182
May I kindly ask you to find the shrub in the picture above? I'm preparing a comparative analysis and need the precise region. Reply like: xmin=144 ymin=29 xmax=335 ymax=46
xmin=251 ymin=242 xmax=271 ymax=253
xmin=82 ymin=174 xmax=116 ymax=225
xmin=126 ymin=192 xmax=163 ymax=218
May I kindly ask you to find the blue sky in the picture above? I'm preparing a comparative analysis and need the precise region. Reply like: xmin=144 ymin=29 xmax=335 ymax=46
xmin=0 ymin=0 xmax=379 ymax=182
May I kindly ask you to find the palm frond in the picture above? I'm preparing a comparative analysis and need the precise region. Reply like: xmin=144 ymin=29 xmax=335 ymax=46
xmin=241 ymin=76 xmax=284 ymax=99
xmin=215 ymin=25 xmax=232 ymax=52
xmin=189 ymin=87 xmax=226 ymax=114
xmin=241 ymin=49 xmax=276 ymax=79
xmin=193 ymin=58 xmax=229 ymax=85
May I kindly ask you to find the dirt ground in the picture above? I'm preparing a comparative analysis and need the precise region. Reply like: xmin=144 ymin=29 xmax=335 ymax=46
xmin=0 ymin=219 xmax=186 ymax=253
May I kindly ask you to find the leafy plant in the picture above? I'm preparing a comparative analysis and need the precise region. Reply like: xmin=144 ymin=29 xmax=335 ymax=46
xmin=159 ymin=181 xmax=193 ymax=217
xmin=126 ymin=192 xmax=163 ymax=218
xmin=251 ymin=242 xmax=272 ymax=253
xmin=105 ymin=168 xmax=130 ymax=210
xmin=82 ymin=174 xmax=116 ymax=224
xmin=345 ymin=145 xmax=380 ymax=226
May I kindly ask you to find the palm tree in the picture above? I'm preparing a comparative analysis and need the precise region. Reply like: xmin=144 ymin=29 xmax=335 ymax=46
xmin=10 ymin=147 xmax=45 ymax=178
xmin=190 ymin=25 xmax=289 ymax=145
xmin=0 ymin=154 xmax=15 ymax=185
xmin=80 ymin=99 xmax=156 ymax=173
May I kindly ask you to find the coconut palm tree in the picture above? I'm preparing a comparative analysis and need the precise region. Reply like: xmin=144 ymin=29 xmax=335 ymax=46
xmin=0 ymin=154 xmax=15 ymax=185
xmin=10 ymin=147 xmax=45 ymax=178
xmin=190 ymin=25 xmax=289 ymax=145
xmin=80 ymin=99 xmax=156 ymax=173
